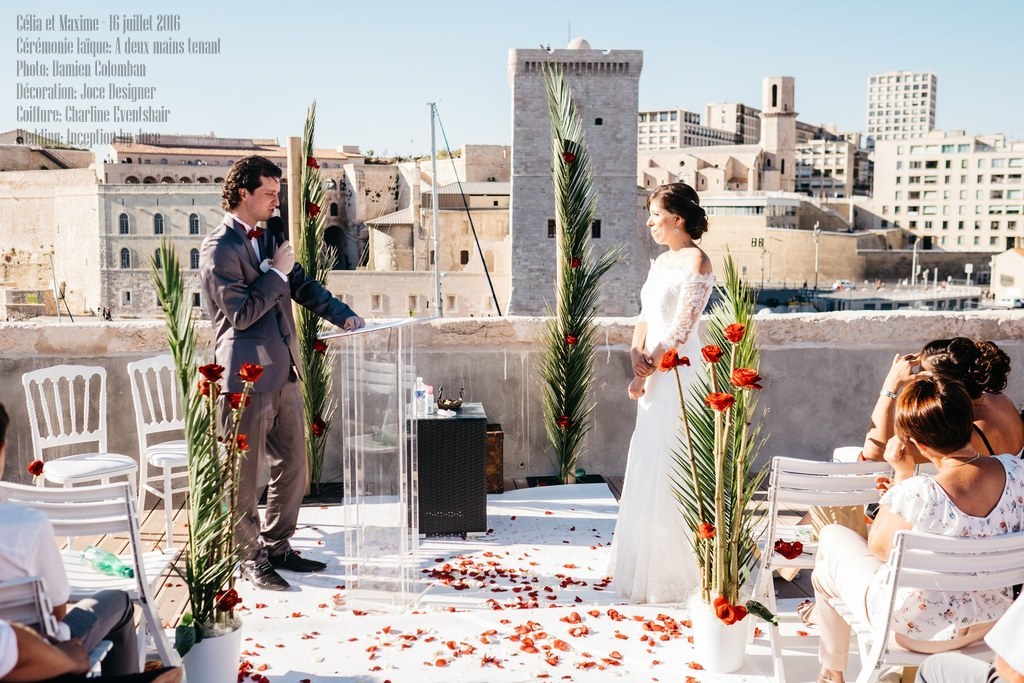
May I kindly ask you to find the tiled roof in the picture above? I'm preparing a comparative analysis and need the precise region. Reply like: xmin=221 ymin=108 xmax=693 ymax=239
xmin=436 ymin=181 xmax=510 ymax=195
xmin=366 ymin=207 xmax=415 ymax=226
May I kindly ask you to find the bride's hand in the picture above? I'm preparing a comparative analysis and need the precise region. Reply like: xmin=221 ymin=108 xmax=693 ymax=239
xmin=631 ymin=348 xmax=656 ymax=377
xmin=627 ymin=375 xmax=646 ymax=400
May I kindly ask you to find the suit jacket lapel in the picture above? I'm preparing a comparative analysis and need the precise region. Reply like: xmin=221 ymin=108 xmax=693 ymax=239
xmin=227 ymin=218 xmax=261 ymax=271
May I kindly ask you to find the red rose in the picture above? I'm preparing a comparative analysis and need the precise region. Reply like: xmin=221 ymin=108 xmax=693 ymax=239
xmin=227 ymin=392 xmax=250 ymax=410
xmin=198 ymin=363 xmax=224 ymax=382
xmin=697 ymin=522 xmax=715 ymax=539
xmin=562 ymin=151 xmax=576 ymax=164
xmin=27 ymin=460 xmax=44 ymax=477
xmin=658 ymin=349 xmax=691 ymax=371
xmin=701 ymin=345 xmax=725 ymax=363
xmin=313 ymin=339 xmax=328 ymax=355
xmin=773 ymin=539 xmax=804 ymax=560
xmin=237 ymin=363 xmax=264 ymax=383
xmin=566 ymin=334 xmax=578 ymax=345
xmin=306 ymin=156 xmax=319 ymax=169
xmin=311 ymin=416 xmax=327 ymax=437
xmin=704 ymin=392 xmax=735 ymax=412
xmin=723 ymin=323 xmax=746 ymax=344
xmin=197 ymin=379 xmax=212 ymax=397
xmin=307 ymin=201 xmax=321 ymax=218
xmin=570 ymin=257 xmax=581 ymax=269
xmin=730 ymin=368 xmax=763 ymax=391
xmin=215 ymin=588 xmax=242 ymax=611
xmin=556 ymin=415 xmax=573 ymax=430
xmin=235 ymin=434 xmax=250 ymax=452
xmin=715 ymin=599 xmax=738 ymax=625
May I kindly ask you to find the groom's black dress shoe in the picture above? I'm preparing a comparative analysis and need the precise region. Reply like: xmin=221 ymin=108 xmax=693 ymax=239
xmin=268 ymin=549 xmax=327 ymax=573
xmin=241 ymin=561 xmax=290 ymax=591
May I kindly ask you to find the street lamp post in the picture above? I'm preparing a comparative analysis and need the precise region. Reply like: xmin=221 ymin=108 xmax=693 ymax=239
xmin=910 ymin=238 xmax=921 ymax=288
xmin=813 ymin=221 xmax=820 ymax=297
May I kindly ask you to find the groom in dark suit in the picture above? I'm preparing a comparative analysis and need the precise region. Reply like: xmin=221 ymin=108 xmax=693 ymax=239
xmin=200 ymin=155 xmax=364 ymax=590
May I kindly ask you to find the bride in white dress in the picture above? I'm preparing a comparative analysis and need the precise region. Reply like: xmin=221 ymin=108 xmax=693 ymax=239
xmin=610 ymin=182 xmax=714 ymax=604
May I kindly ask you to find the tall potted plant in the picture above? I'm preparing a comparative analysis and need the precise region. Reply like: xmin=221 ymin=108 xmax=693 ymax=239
xmin=664 ymin=256 xmax=773 ymax=672
xmin=296 ymin=101 xmax=338 ymax=493
xmin=152 ymin=241 xmax=255 ymax=683
xmin=538 ymin=65 xmax=623 ymax=484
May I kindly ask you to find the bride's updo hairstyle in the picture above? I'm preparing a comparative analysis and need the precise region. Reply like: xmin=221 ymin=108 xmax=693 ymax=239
xmin=648 ymin=182 xmax=709 ymax=241
xmin=895 ymin=376 xmax=974 ymax=454
xmin=919 ymin=337 xmax=1011 ymax=398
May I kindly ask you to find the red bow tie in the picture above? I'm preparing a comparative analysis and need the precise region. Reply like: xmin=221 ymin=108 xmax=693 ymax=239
xmin=245 ymin=227 xmax=264 ymax=240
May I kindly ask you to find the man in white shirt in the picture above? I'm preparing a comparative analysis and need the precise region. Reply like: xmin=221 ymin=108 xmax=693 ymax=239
xmin=0 ymin=405 xmax=137 ymax=676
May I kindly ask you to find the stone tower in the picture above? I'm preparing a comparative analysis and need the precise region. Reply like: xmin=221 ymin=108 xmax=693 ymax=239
xmin=507 ymin=39 xmax=644 ymax=316
xmin=759 ymin=76 xmax=797 ymax=192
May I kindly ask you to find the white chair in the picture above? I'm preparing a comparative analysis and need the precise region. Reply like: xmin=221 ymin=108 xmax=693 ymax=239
xmin=0 ymin=576 xmax=112 ymax=675
xmin=0 ymin=481 xmax=180 ymax=669
xmin=755 ymin=456 xmax=891 ymax=683
xmin=127 ymin=355 xmax=189 ymax=548
xmin=831 ymin=528 xmax=1024 ymax=683
xmin=22 ymin=365 xmax=137 ymax=487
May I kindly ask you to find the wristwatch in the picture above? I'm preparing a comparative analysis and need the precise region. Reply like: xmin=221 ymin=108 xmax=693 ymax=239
xmin=879 ymin=389 xmax=898 ymax=400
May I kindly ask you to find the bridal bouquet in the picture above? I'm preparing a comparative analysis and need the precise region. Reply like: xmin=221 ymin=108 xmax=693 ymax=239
xmin=665 ymin=257 xmax=772 ymax=625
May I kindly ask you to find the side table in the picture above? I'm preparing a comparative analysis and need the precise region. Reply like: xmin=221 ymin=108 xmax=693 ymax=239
xmin=417 ymin=402 xmax=487 ymax=535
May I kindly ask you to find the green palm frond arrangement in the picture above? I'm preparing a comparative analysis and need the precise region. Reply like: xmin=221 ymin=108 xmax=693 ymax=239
xmin=668 ymin=255 xmax=769 ymax=622
xmin=539 ymin=66 xmax=624 ymax=484
xmin=297 ymin=102 xmax=338 ymax=492
xmin=152 ymin=241 xmax=253 ymax=655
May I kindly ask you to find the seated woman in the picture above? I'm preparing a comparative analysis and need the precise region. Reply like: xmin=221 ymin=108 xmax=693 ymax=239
xmin=812 ymin=376 xmax=1024 ymax=683
xmin=863 ymin=337 xmax=1023 ymax=462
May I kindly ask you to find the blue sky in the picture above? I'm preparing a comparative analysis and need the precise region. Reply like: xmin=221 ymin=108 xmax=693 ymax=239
xmin=4 ymin=0 xmax=1022 ymax=156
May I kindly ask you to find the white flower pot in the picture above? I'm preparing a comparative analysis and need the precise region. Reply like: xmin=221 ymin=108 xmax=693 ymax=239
xmin=182 ymin=625 xmax=242 ymax=683
xmin=690 ymin=596 xmax=748 ymax=673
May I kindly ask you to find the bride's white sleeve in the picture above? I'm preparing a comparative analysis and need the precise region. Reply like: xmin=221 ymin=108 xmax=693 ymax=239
xmin=664 ymin=279 xmax=712 ymax=347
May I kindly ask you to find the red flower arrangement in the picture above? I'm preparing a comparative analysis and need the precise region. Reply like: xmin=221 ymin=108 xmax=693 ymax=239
xmin=701 ymin=345 xmax=724 ymax=363
xmin=704 ymin=392 xmax=735 ymax=412
xmin=555 ymin=415 xmax=574 ymax=430
xmin=570 ymin=257 xmax=581 ymax=269
xmin=659 ymin=349 xmax=690 ymax=371
xmin=306 ymin=156 xmax=319 ymax=169
xmin=307 ymin=202 xmax=321 ymax=218
xmin=227 ymin=392 xmax=250 ymax=410
xmin=729 ymin=368 xmax=763 ymax=391
xmin=713 ymin=595 xmax=748 ymax=625
xmin=238 ymin=363 xmax=264 ymax=383
xmin=311 ymin=416 xmax=327 ymax=438
xmin=313 ymin=339 xmax=328 ymax=355
xmin=215 ymin=588 xmax=242 ymax=611
xmin=697 ymin=522 xmax=715 ymax=539
xmin=566 ymin=335 xmax=578 ymax=345
xmin=235 ymin=434 xmax=249 ymax=453
xmin=27 ymin=460 xmax=44 ymax=478
xmin=723 ymin=323 xmax=746 ymax=344
xmin=561 ymin=151 xmax=576 ymax=164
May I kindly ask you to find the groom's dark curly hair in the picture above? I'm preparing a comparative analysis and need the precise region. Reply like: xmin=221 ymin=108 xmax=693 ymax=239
xmin=221 ymin=155 xmax=283 ymax=211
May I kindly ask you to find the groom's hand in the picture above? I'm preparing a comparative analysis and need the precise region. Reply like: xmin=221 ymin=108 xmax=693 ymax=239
xmin=342 ymin=315 xmax=365 ymax=331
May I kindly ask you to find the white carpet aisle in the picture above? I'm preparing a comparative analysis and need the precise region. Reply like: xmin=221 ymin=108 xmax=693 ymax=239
xmin=227 ymin=483 xmax=823 ymax=682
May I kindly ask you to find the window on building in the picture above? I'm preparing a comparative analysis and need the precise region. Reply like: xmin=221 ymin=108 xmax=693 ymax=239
xmin=154 ymin=213 xmax=164 ymax=234
xmin=408 ymin=295 xmax=418 ymax=312
xmin=122 ymin=291 xmax=132 ymax=306
xmin=190 ymin=248 xmax=200 ymax=269
xmin=594 ymin=118 xmax=603 ymax=126
xmin=120 ymin=248 xmax=131 ymax=269
xmin=460 ymin=250 xmax=470 ymax=265
xmin=188 ymin=213 xmax=200 ymax=235
xmin=192 ymin=293 xmax=201 ymax=307
xmin=591 ymin=219 xmax=602 ymax=239
xmin=330 ymin=203 xmax=338 ymax=217
xmin=118 ymin=213 xmax=129 ymax=235
xmin=429 ymin=250 xmax=435 ymax=265
xmin=154 ymin=250 xmax=162 ymax=268
xmin=371 ymin=294 xmax=382 ymax=311
xmin=547 ymin=219 xmax=556 ymax=238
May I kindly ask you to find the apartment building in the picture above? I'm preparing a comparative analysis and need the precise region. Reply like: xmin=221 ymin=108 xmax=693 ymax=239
xmin=867 ymin=70 xmax=937 ymax=144
xmin=637 ymin=108 xmax=738 ymax=150
xmin=870 ymin=130 xmax=1024 ymax=252
xmin=705 ymin=103 xmax=761 ymax=145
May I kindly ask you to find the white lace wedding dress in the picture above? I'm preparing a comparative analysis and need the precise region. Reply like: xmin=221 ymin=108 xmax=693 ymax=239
xmin=610 ymin=261 xmax=715 ymax=604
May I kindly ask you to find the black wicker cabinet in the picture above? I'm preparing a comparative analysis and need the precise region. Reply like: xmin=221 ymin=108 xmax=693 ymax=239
xmin=417 ymin=403 xmax=487 ymax=535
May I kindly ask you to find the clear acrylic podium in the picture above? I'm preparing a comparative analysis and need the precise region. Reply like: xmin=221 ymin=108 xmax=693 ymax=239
xmin=322 ymin=318 xmax=426 ymax=608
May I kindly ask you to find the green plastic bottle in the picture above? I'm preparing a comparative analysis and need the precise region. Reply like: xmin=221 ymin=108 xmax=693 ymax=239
xmin=82 ymin=546 xmax=134 ymax=578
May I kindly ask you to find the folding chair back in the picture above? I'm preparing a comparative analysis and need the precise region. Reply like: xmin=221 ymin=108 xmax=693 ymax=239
xmin=22 ymin=364 xmax=137 ymax=487
xmin=0 ymin=576 xmax=60 ymax=636
xmin=0 ymin=482 xmax=180 ymax=668
xmin=757 ymin=456 xmax=891 ymax=683
xmin=127 ymin=355 xmax=189 ymax=548
xmin=842 ymin=529 xmax=1024 ymax=683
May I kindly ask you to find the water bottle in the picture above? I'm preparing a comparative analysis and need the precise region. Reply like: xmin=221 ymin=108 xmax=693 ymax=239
xmin=414 ymin=377 xmax=427 ymax=417
xmin=82 ymin=546 xmax=134 ymax=578
xmin=425 ymin=385 xmax=436 ymax=415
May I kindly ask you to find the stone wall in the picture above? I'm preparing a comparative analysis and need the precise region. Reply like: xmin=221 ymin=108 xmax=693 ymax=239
xmin=4 ymin=312 xmax=1024 ymax=488
xmin=507 ymin=46 xmax=644 ymax=316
